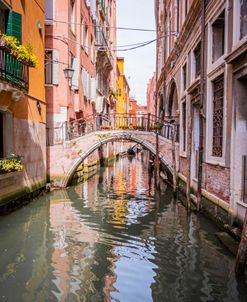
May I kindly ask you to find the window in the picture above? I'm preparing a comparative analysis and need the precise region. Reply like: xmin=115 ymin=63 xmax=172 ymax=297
xmin=176 ymin=0 xmax=180 ymax=34
xmin=90 ymin=35 xmax=94 ymax=61
xmin=183 ymin=0 xmax=189 ymax=19
xmin=194 ymin=43 xmax=201 ymax=78
xmin=168 ymin=12 xmax=171 ymax=55
xmin=182 ymin=100 xmax=186 ymax=151
xmin=45 ymin=0 xmax=54 ymax=22
xmin=45 ymin=49 xmax=59 ymax=85
xmin=212 ymin=75 xmax=224 ymax=157
xmin=45 ymin=50 xmax=53 ymax=84
xmin=84 ymin=24 xmax=88 ymax=53
xmin=184 ymin=0 xmax=188 ymax=17
xmin=240 ymin=0 xmax=247 ymax=39
xmin=81 ymin=17 xmax=84 ymax=46
xmin=0 ymin=9 xmax=6 ymax=33
xmin=70 ymin=0 xmax=75 ymax=33
xmin=182 ymin=63 xmax=187 ymax=91
xmin=212 ymin=11 xmax=225 ymax=63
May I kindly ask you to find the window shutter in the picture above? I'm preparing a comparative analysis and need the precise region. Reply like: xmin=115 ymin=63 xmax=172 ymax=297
xmin=52 ymin=50 xmax=59 ymax=85
xmin=88 ymin=72 xmax=91 ymax=99
xmin=72 ymin=57 xmax=79 ymax=90
xmin=90 ymin=77 xmax=96 ymax=101
xmin=82 ymin=69 xmax=86 ymax=98
xmin=6 ymin=11 xmax=22 ymax=43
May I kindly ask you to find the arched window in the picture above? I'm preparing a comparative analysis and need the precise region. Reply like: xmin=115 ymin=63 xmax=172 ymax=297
xmin=168 ymin=81 xmax=178 ymax=117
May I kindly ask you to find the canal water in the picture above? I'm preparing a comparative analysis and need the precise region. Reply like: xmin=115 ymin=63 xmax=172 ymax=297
xmin=0 ymin=152 xmax=246 ymax=302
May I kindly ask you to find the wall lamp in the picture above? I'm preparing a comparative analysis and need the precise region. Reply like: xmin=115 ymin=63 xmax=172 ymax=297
xmin=64 ymin=66 xmax=74 ymax=84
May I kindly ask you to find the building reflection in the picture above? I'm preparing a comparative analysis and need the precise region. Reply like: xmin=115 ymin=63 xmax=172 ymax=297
xmin=49 ymin=192 xmax=99 ymax=301
xmin=0 ymin=151 xmax=242 ymax=301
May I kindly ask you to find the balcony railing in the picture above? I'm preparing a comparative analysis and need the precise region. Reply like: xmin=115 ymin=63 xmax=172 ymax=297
xmin=96 ymin=29 xmax=108 ymax=48
xmin=96 ymin=29 xmax=114 ymax=69
xmin=0 ymin=47 xmax=29 ymax=90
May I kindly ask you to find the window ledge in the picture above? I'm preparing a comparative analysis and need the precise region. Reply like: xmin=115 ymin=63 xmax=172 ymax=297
xmin=179 ymin=153 xmax=187 ymax=158
xmin=45 ymin=19 xmax=54 ymax=26
xmin=205 ymin=158 xmax=227 ymax=168
xmin=237 ymin=200 xmax=247 ymax=209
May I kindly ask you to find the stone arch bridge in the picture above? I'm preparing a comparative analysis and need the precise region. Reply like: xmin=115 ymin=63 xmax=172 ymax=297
xmin=47 ymin=114 xmax=179 ymax=187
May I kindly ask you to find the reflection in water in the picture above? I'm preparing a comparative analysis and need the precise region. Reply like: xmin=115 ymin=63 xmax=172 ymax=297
xmin=0 ymin=151 xmax=246 ymax=302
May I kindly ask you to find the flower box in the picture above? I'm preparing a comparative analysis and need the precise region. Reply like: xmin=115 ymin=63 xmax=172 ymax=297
xmin=0 ymin=170 xmax=23 ymax=181
xmin=0 ymin=33 xmax=38 ymax=68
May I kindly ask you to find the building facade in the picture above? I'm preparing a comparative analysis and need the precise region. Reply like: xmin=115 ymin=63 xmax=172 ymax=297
xmin=146 ymin=72 xmax=156 ymax=116
xmin=0 ymin=0 xmax=46 ymax=207
xmin=129 ymin=98 xmax=137 ymax=127
xmin=155 ymin=0 xmax=247 ymax=224
xmin=45 ymin=0 xmax=117 ymax=144
xmin=116 ymin=57 xmax=130 ymax=114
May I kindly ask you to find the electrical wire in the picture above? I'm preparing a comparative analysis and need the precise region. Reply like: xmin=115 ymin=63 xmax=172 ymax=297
xmin=44 ymin=32 xmax=177 ymax=66
xmin=46 ymin=32 xmax=177 ymax=53
xmin=49 ymin=19 xmax=158 ymax=32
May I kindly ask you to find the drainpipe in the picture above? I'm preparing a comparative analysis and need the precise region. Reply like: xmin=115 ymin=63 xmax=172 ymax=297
xmin=197 ymin=0 xmax=206 ymax=211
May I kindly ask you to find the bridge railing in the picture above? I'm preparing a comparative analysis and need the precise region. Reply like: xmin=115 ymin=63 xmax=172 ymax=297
xmin=46 ymin=113 xmax=179 ymax=146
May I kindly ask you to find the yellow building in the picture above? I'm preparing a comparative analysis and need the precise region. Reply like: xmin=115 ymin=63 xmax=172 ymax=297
xmin=116 ymin=57 xmax=130 ymax=115
xmin=0 ymin=0 xmax=46 ymax=207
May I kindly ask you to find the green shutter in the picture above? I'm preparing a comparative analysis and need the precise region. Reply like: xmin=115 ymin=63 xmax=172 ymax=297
xmin=6 ymin=10 xmax=22 ymax=43
xmin=5 ymin=11 xmax=23 ymax=86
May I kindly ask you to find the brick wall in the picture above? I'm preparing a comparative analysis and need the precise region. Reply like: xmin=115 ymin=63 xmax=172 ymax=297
xmin=203 ymin=163 xmax=231 ymax=202
xmin=179 ymin=157 xmax=189 ymax=178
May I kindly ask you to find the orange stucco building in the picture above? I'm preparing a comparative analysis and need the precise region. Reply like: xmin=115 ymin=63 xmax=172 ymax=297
xmin=0 ymin=0 xmax=46 ymax=208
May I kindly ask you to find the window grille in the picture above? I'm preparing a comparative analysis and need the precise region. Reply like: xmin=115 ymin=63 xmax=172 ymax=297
xmin=182 ymin=63 xmax=187 ymax=91
xmin=212 ymin=75 xmax=224 ymax=157
xmin=194 ymin=44 xmax=201 ymax=78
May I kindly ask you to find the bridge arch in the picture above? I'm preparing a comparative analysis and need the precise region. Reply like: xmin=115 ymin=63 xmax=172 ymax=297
xmin=61 ymin=132 xmax=174 ymax=187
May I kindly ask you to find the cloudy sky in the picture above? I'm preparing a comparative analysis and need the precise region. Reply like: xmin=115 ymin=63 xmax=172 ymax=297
xmin=116 ymin=0 xmax=156 ymax=105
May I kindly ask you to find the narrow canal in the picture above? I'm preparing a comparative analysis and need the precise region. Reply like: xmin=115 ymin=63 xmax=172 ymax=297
xmin=0 ymin=151 xmax=246 ymax=302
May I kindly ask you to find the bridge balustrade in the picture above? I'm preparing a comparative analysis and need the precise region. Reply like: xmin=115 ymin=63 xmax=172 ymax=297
xmin=46 ymin=113 xmax=179 ymax=146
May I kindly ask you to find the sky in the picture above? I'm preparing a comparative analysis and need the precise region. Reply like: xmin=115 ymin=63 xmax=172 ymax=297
xmin=116 ymin=0 xmax=156 ymax=105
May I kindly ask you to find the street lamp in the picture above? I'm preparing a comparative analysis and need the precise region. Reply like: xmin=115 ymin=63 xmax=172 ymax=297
xmin=63 ymin=66 xmax=74 ymax=84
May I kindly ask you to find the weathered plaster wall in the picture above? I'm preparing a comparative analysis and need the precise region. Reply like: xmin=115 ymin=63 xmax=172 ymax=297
xmin=0 ymin=118 xmax=46 ymax=203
